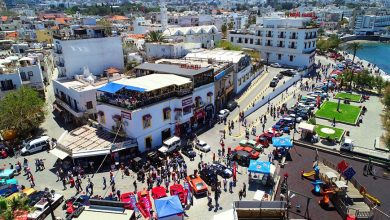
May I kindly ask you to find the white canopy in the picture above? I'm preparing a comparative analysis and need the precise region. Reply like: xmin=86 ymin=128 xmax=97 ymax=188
xmin=50 ymin=148 xmax=69 ymax=160
xmin=253 ymin=190 xmax=265 ymax=201
xmin=6 ymin=56 xmax=19 ymax=61
xmin=19 ymin=57 xmax=34 ymax=62
xmin=298 ymin=122 xmax=315 ymax=132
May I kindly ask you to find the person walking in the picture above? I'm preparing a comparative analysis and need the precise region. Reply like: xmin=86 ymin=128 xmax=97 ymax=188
xmin=103 ymin=177 xmax=107 ymax=189
xmin=62 ymin=178 xmax=67 ymax=190
xmin=238 ymin=189 xmax=243 ymax=200
xmin=133 ymin=180 xmax=138 ymax=192
xmin=262 ymin=123 xmax=265 ymax=132
xmin=223 ymin=178 xmax=227 ymax=191
xmin=200 ymin=153 xmax=203 ymax=162
xmin=229 ymin=180 xmax=233 ymax=193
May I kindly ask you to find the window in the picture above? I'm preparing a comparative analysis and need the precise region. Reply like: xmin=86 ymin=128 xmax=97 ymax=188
xmin=304 ymin=42 xmax=307 ymax=49
xmin=145 ymin=136 xmax=152 ymax=150
xmin=239 ymin=78 xmax=242 ymax=86
xmin=230 ymin=37 xmax=233 ymax=42
xmin=183 ymin=106 xmax=192 ymax=115
xmin=86 ymin=101 xmax=93 ymax=109
xmin=278 ymin=54 xmax=282 ymax=60
xmin=250 ymin=38 xmax=253 ymax=44
xmin=163 ymin=108 xmax=171 ymax=120
xmin=308 ymin=42 xmax=311 ymax=48
xmin=244 ymin=38 xmax=248 ymax=44
xmin=143 ymin=114 xmax=152 ymax=129
xmin=290 ymin=55 xmax=294 ymax=62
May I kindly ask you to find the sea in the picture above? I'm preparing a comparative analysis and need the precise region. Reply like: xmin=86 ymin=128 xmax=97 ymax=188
xmin=347 ymin=42 xmax=390 ymax=75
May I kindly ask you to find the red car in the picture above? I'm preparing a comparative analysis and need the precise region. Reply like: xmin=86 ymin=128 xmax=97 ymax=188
xmin=260 ymin=129 xmax=282 ymax=143
xmin=234 ymin=146 xmax=259 ymax=159
xmin=186 ymin=175 xmax=208 ymax=195
xmin=254 ymin=135 xmax=270 ymax=148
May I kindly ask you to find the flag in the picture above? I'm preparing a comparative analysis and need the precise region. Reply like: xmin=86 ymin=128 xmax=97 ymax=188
xmin=233 ymin=162 xmax=237 ymax=182
xmin=130 ymin=193 xmax=138 ymax=212
xmin=337 ymin=160 xmax=349 ymax=173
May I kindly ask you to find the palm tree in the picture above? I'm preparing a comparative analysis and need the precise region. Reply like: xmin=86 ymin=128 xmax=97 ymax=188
xmin=145 ymin=31 xmax=165 ymax=43
xmin=346 ymin=42 xmax=362 ymax=63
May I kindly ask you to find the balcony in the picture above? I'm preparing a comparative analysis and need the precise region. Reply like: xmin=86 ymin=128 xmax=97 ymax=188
xmin=278 ymin=35 xmax=285 ymax=39
xmin=97 ymin=89 xmax=192 ymax=111
xmin=288 ymin=46 xmax=297 ymax=49
xmin=277 ymin=44 xmax=285 ymax=48
xmin=265 ymin=34 xmax=273 ymax=38
xmin=0 ymin=84 xmax=16 ymax=91
xmin=265 ymin=43 xmax=273 ymax=47
xmin=303 ymin=48 xmax=316 ymax=54
xmin=289 ymin=35 xmax=298 ymax=40
xmin=55 ymin=96 xmax=84 ymax=118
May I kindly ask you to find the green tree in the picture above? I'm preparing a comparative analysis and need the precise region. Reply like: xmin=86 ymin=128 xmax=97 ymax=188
xmin=0 ymin=87 xmax=46 ymax=138
xmin=374 ymin=76 xmax=385 ymax=95
xmin=215 ymin=40 xmax=242 ymax=51
xmin=346 ymin=42 xmax=362 ymax=63
xmin=221 ymin=24 xmax=227 ymax=38
xmin=381 ymin=85 xmax=390 ymax=149
xmin=145 ymin=31 xmax=165 ymax=43
xmin=318 ymin=28 xmax=325 ymax=36
xmin=97 ymin=18 xmax=113 ymax=36
xmin=0 ymin=196 xmax=33 ymax=220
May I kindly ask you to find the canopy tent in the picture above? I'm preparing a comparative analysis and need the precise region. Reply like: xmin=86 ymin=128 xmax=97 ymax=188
xmin=98 ymin=82 xmax=125 ymax=94
xmin=248 ymin=160 xmax=276 ymax=175
xmin=272 ymin=136 xmax=293 ymax=149
xmin=49 ymin=148 xmax=69 ymax=160
xmin=154 ymin=196 xmax=184 ymax=219
xmin=298 ymin=122 xmax=315 ymax=132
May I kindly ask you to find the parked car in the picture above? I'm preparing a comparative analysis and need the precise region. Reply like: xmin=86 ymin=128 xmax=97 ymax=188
xmin=199 ymin=168 xmax=218 ymax=189
xmin=21 ymin=136 xmax=50 ymax=155
xmin=195 ymin=140 xmax=211 ymax=152
xmin=270 ymin=63 xmax=281 ymax=68
xmin=260 ymin=129 xmax=282 ymax=143
xmin=288 ymin=114 xmax=302 ymax=123
xmin=276 ymin=73 xmax=283 ymax=79
xmin=28 ymin=191 xmax=46 ymax=206
xmin=158 ymin=136 xmax=181 ymax=154
xmin=218 ymin=109 xmax=230 ymax=121
xmin=181 ymin=146 xmax=196 ymax=159
xmin=269 ymin=79 xmax=278 ymax=87
xmin=280 ymin=69 xmax=297 ymax=76
xmin=186 ymin=175 xmax=208 ymax=195
xmin=226 ymin=101 xmax=238 ymax=111
xmin=254 ymin=135 xmax=270 ymax=148
xmin=210 ymin=162 xmax=233 ymax=178
xmin=231 ymin=150 xmax=250 ymax=167
xmin=0 ymin=184 xmax=18 ymax=198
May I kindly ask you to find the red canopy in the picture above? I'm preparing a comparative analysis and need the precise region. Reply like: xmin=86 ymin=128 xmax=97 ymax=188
xmin=151 ymin=186 xmax=167 ymax=199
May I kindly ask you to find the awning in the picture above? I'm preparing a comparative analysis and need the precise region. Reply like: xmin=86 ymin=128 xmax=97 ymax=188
xmin=98 ymin=82 xmax=124 ymax=94
xmin=272 ymin=136 xmax=293 ymax=149
xmin=50 ymin=148 xmax=69 ymax=160
xmin=214 ymin=70 xmax=227 ymax=81
xmin=124 ymin=85 xmax=146 ymax=92
xmin=248 ymin=160 xmax=276 ymax=175
xmin=298 ymin=122 xmax=315 ymax=132
xmin=72 ymin=149 xmax=110 ymax=159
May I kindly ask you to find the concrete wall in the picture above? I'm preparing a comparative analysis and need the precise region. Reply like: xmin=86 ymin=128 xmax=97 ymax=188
xmin=18 ymin=64 xmax=45 ymax=89
xmin=0 ymin=72 xmax=22 ymax=98
xmin=235 ymin=66 xmax=263 ymax=95
xmin=55 ymin=37 xmax=124 ymax=78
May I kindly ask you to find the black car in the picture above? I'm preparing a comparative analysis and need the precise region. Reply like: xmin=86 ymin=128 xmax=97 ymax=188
xmin=269 ymin=80 xmax=278 ymax=87
xmin=226 ymin=101 xmax=238 ymax=111
xmin=181 ymin=147 xmax=196 ymax=159
xmin=231 ymin=151 xmax=250 ymax=167
xmin=280 ymin=69 xmax=296 ymax=76
xmin=210 ymin=163 xmax=233 ymax=178
xmin=28 ymin=191 xmax=46 ymax=206
xmin=200 ymin=168 xmax=218 ymax=189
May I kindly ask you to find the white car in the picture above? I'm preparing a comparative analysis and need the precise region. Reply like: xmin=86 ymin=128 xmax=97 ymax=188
xmin=288 ymin=114 xmax=302 ymax=123
xmin=270 ymin=63 xmax=282 ymax=68
xmin=218 ymin=109 xmax=230 ymax=120
xmin=195 ymin=140 xmax=211 ymax=152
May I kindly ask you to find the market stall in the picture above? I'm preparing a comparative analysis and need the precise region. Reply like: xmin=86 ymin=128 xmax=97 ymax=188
xmin=248 ymin=160 xmax=276 ymax=186
xmin=154 ymin=196 xmax=184 ymax=220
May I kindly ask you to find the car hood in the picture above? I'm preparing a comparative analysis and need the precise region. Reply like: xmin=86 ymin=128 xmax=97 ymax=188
xmin=158 ymin=146 xmax=168 ymax=153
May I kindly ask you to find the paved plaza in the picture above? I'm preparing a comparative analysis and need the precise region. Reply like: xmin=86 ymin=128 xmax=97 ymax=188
xmin=3 ymin=57 xmax=390 ymax=220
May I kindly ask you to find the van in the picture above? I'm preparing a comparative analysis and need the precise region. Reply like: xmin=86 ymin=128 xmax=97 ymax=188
xmin=21 ymin=136 xmax=50 ymax=155
xmin=158 ymin=136 xmax=181 ymax=154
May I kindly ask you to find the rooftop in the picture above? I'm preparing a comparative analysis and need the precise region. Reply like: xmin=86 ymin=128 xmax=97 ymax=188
xmin=185 ymin=49 xmax=246 ymax=64
xmin=110 ymin=73 xmax=192 ymax=92
xmin=134 ymin=63 xmax=210 ymax=77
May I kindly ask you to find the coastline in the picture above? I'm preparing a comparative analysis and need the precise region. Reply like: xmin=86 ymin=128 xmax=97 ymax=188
xmin=343 ymin=52 xmax=388 ymax=77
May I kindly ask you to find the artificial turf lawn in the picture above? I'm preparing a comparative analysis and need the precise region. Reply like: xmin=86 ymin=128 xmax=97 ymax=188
xmin=335 ymin=92 xmax=362 ymax=102
xmin=315 ymin=124 xmax=345 ymax=141
xmin=315 ymin=101 xmax=361 ymax=124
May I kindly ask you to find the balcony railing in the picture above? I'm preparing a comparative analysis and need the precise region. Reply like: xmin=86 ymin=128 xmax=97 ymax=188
xmin=266 ymin=34 xmax=273 ymax=37
xmin=55 ymin=96 xmax=84 ymax=117
xmin=290 ymin=36 xmax=298 ymax=39
xmin=278 ymin=35 xmax=285 ymax=38
xmin=97 ymin=90 xmax=192 ymax=111
xmin=288 ymin=46 xmax=297 ymax=49
xmin=303 ymin=48 xmax=316 ymax=54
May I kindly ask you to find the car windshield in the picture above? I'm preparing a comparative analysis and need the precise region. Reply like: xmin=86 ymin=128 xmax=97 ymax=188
xmin=195 ymin=183 xmax=205 ymax=190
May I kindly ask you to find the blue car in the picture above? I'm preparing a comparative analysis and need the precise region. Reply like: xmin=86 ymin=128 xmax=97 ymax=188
xmin=0 ymin=184 xmax=19 ymax=197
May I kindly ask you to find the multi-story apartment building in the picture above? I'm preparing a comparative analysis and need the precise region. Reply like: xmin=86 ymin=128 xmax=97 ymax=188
xmin=354 ymin=15 xmax=390 ymax=35
xmin=96 ymin=72 xmax=215 ymax=152
xmin=52 ymin=26 xmax=124 ymax=78
xmin=228 ymin=16 xmax=318 ymax=68
xmin=163 ymin=25 xmax=221 ymax=49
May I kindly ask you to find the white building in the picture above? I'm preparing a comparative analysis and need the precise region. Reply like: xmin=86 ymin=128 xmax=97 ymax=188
xmin=96 ymin=73 xmax=215 ymax=152
xmin=53 ymin=27 xmax=124 ymax=78
xmin=163 ymin=25 xmax=221 ymax=49
xmin=145 ymin=42 xmax=201 ymax=60
xmin=228 ymin=16 xmax=318 ymax=68
xmin=0 ymin=55 xmax=45 ymax=98
xmin=185 ymin=49 xmax=257 ymax=95
xmin=354 ymin=15 xmax=390 ymax=35
xmin=53 ymin=67 xmax=123 ymax=125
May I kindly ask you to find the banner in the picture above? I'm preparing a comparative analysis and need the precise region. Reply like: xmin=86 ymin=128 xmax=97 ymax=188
xmin=130 ymin=193 xmax=138 ymax=212
xmin=184 ymin=182 xmax=191 ymax=205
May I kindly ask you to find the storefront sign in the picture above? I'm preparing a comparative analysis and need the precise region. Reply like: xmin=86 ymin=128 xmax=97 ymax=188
xmin=121 ymin=111 xmax=132 ymax=120
xmin=182 ymin=97 xmax=193 ymax=107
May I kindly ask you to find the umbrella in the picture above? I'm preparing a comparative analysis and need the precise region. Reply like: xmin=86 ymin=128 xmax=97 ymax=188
xmin=320 ymin=128 xmax=335 ymax=135
xmin=248 ymin=160 xmax=276 ymax=175
xmin=272 ymin=136 xmax=293 ymax=149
